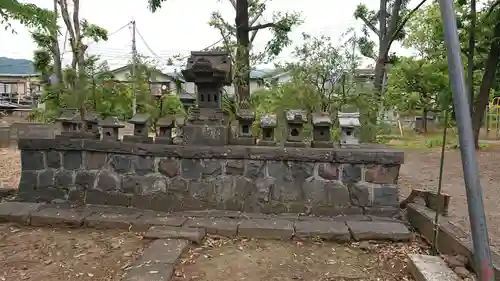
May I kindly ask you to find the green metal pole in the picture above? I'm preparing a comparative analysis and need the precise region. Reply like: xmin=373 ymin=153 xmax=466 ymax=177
xmin=432 ymin=109 xmax=448 ymax=255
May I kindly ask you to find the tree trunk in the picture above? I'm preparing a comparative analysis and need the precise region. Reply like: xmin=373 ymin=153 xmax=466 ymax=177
xmin=472 ymin=18 xmax=500 ymax=148
xmin=423 ymin=108 xmax=428 ymax=133
xmin=467 ymin=0 xmax=476 ymax=115
xmin=235 ymin=0 xmax=250 ymax=106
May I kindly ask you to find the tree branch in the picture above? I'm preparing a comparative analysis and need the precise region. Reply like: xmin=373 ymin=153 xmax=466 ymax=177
xmin=358 ymin=15 xmax=380 ymax=36
xmin=228 ymin=0 xmax=236 ymax=9
xmin=247 ymin=22 xmax=275 ymax=31
xmin=250 ymin=29 xmax=259 ymax=42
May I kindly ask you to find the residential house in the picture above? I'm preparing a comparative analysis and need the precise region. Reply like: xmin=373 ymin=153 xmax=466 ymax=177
xmin=266 ymin=68 xmax=375 ymax=89
xmin=0 ymin=73 xmax=42 ymax=108
xmin=105 ymin=65 xmax=195 ymax=109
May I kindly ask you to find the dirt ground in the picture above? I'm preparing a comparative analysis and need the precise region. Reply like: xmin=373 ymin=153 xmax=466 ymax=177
xmin=399 ymin=147 xmax=500 ymax=251
xmin=0 ymin=148 xmax=20 ymax=189
xmin=0 ymin=223 xmax=147 ymax=281
xmin=172 ymin=237 xmax=428 ymax=281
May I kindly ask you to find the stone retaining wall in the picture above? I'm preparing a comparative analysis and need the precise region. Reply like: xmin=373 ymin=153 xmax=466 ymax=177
xmin=17 ymin=138 xmax=404 ymax=217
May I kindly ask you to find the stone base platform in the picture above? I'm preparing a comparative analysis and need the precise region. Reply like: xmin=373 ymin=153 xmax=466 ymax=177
xmin=0 ymin=201 xmax=412 ymax=242
xmin=0 ymin=201 xmax=414 ymax=281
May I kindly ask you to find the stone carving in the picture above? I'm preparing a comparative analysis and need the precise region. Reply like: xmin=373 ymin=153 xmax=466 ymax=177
xmin=181 ymin=51 xmax=232 ymax=146
xmin=99 ymin=116 xmax=124 ymax=141
xmin=311 ymin=112 xmax=333 ymax=148
xmin=285 ymin=109 xmax=307 ymax=147
xmin=83 ymin=111 xmax=100 ymax=135
xmin=338 ymin=112 xmax=361 ymax=145
xmin=258 ymin=114 xmax=276 ymax=146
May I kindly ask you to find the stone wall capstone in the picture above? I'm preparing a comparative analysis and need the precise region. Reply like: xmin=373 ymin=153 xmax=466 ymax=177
xmin=16 ymin=138 xmax=403 ymax=217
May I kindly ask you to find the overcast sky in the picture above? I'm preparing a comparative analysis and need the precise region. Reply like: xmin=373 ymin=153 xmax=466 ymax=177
xmin=0 ymin=0 xmax=419 ymax=70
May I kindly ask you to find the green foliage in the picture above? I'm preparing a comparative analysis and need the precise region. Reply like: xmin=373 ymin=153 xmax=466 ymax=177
xmin=0 ymin=0 xmax=55 ymax=31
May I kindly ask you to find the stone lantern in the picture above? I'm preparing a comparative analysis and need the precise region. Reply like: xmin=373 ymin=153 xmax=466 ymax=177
xmin=155 ymin=115 xmax=175 ymax=144
xmin=233 ymin=108 xmax=255 ymax=145
xmin=338 ymin=112 xmax=361 ymax=145
xmin=180 ymin=51 xmax=232 ymax=146
xmin=56 ymin=108 xmax=83 ymax=139
xmin=83 ymin=111 xmax=100 ymax=139
xmin=285 ymin=109 xmax=307 ymax=147
xmin=123 ymin=113 xmax=153 ymax=143
xmin=311 ymin=112 xmax=333 ymax=148
xmin=99 ymin=116 xmax=124 ymax=141
xmin=258 ymin=114 xmax=276 ymax=146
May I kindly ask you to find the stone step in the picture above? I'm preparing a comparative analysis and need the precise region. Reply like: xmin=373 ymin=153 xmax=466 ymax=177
xmin=408 ymin=254 xmax=461 ymax=281
xmin=144 ymin=226 xmax=206 ymax=244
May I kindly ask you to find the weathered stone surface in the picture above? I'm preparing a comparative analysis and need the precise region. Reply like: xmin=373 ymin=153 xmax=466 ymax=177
xmin=364 ymin=164 xmax=400 ymax=184
xmin=342 ymin=164 xmax=361 ymax=183
xmin=84 ymin=212 xmax=141 ymax=229
xmin=95 ymin=171 xmax=121 ymax=191
xmin=349 ymin=182 xmax=373 ymax=206
xmin=318 ymin=163 xmax=339 ymax=180
xmin=46 ymin=151 xmax=61 ymax=169
xmin=0 ymin=201 xmax=45 ymax=224
xmin=21 ymin=151 xmax=44 ymax=170
xmin=20 ymin=139 xmax=404 ymax=164
xmin=30 ymin=206 xmax=91 ymax=227
xmin=303 ymin=180 xmax=350 ymax=207
xmin=238 ymin=219 xmax=294 ymax=239
xmin=373 ymin=184 xmax=399 ymax=206
xmin=110 ymin=155 xmax=133 ymax=173
xmin=38 ymin=169 xmax=55 ymax=189
xmin=244 ymin=161 xmax=265 ymax=180
xmin=226 ymin=160 xmax=244 ymax=175
xmin=85 ymin=189 xmax=130 ymax=206
xmin=55 ymin=170 xmax=74 ymax=187
xmin=183 ymin=124 xmax=230 ymax=146
xmin=75 ymin=170 xmax=96 ymax=189
xmin=158 ymin=158 xmax=179 ymax=178
xmin=132 ymin=215 xmax=187 ymax=232
xmin=294 ymin=220 xmax=351 ymax=241
xmin=181 ymin=159 xmax=203 ymax=179
xmin=185 ymin=217 xmax=239 ymax=237
xmin=346 ymin=220 xmax=412 ymax=241
xmin=84 ymin=152 xmax=106 ymax=170
xmin=134 ymin=156 xmax=154 ymax=175
xmin=407 ymin=254 xmax=461 ymax=281
xmin=139 ymin=239 xmax=189 ymax=264
xmin=121 ymin=263 xmax=174 ymax=281
xmin=62 ymin=151 xmax=82 ymax=170
xmin=145 ymin=226 xmax=206 ymax=243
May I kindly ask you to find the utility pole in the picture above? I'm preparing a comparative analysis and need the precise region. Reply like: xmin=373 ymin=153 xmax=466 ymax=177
xmin=131 ymin=20 xmax=137 ymax=115
xmin=438 ymin=0 xmax=493 ymax=280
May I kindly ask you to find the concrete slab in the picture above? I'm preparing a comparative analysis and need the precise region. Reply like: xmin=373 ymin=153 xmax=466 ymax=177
xmin=185 ymin=218 xmax=239 ymax=237
xmin=139 ymin=239 xmax=189 ymax=264
xmin=294 ymin=220 xmax=351 ymax=241
xmin=145 ymin=226 xmax=206 ymax=244
xmin=0 ymin=202 xmax=45 ymax=225
xmin=408 ymin=254 xmax=461 ymax=281
xmin=30 ymin=206 xmax=92 ymax=227
xmin=238 ymin=219 xmax=294 ymax=239
xmin=346 ymin=220 xmax=412 ymax=241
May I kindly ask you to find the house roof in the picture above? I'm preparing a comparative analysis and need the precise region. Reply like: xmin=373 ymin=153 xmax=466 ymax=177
xmin=106 ymin=65 xmax=179 ymax=81
xmin=0 ymin=73 xmax=40 ymax=78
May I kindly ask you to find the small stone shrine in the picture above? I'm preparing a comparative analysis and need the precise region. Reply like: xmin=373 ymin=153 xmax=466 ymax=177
xmin=311 ymin=112 xmax=333 ymax=148
xmin=284 ymin=109 xmax=307 ymax=147
xmin=181 ymin=51 xmax=232 ymax=146
xmin=338 ymin=112 xmax=361 ymax=145
xmin=16 ymin=49 xmax=404 ymax=218
xmin=123 ymin=113 xmax=153 ymax=143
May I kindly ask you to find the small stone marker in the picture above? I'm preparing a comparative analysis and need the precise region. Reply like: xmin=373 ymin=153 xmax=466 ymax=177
xmin=407 ymin=254 xmax=461 ymax=281
xmin=145 ymin=226 xmax=206 ymax=244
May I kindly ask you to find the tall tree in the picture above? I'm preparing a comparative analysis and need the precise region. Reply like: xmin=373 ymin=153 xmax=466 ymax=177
xmin=354 ymin=0 xmax=427 ymax=96
xmin=57 ymin=0 xmax=107 ymax=118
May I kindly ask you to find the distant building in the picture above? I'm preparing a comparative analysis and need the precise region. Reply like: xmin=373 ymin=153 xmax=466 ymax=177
xmin=0 ymin=73 xmax=42 ymax=108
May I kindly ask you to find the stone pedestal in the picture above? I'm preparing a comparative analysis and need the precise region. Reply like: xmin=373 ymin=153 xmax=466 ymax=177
xmin=183 ymin=124 xmax=230 ymax=146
